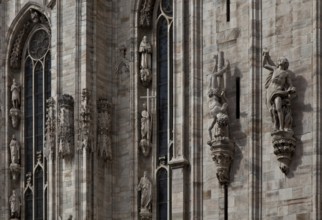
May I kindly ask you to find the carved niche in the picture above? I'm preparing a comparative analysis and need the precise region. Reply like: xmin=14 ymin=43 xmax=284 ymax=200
xmin=9 ymin=190 xmax=21 ymax=220
xmin=58 ymin=94 xmax=74 ymax=159
xmin=263 ymin=48 xmax=297 ymax=174
xmin=137 ymin=171 xmax=152 ymax=220
xmin=79 ymin=89 xmax=92 ymax=152
xmin=97 ymin=99 xmax=112 ymax=161
xmin=9 ymin=135 xmax=21 ymax=181
xmin=139 ymin=36 xmax=152 ymax=87
xmin=44 ymin=97 xmax=56 ymax=159
xmin=9 ymin=78 xmax=21 ymax=129
xmin=207 ymin=52 xmax=234 ymax=185
xmin=139 ymin=0 xmax=155 ymax=28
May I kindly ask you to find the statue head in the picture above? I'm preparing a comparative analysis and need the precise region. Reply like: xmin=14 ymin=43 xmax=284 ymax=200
xmin=277 ymin=57 xmax=289 ymax=70
xmin=142 ymin=35 xmax=147 ymax=42
xmin=208 ymin=88 xmax=221 ymax=99
xmin=143 ymin=171 xmax=147 ymax=177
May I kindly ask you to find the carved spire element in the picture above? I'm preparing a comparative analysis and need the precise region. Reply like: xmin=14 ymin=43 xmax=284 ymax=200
xmin=263 ymin=48 xmax=297 ymax=174
xmin=58 ymin=94 xmax=74 ymax=159
xmin=97 ymin=99 xmax=112 ymax=161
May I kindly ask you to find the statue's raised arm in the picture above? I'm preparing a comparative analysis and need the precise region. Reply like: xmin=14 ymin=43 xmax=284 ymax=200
xmin=262 ymin=48 xmax=276 ymax=71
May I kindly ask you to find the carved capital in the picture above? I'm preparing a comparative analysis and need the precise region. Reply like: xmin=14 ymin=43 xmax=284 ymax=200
xmin=209 ymin=140 xmax=235 ymax=185
xmin=97 ymin=99 xmax=112 ymax=161
xmin=58 ymin=94 xmax=74 ymax=159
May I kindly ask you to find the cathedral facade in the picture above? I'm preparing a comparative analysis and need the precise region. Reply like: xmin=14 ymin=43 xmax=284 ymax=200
xmin=0 ymin=0 xmax=322 ymax=219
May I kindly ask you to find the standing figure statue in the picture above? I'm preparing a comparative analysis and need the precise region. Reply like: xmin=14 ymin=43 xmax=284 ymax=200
xmin=139 ymin=103 xmax=152 ymax=156
xmin=11 ymin=78 xmax=21 ymax=109
xmin=9 ymin=135 xmax=20 ymax=165
xmin=262 ymin=48 xmax=296 ymax=131
xmin=208 ymin=53 xmax=229 ymax=141
xmin=137 ymin=171 xmax=152 ymax=214
xmin=9 ymin=190 xmax=20 ymax=219
xmin=139 ymin=36 xmax=152 ymax=86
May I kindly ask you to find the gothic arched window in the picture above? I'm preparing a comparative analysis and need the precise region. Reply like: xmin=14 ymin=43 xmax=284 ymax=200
xmin=24 ymin=26 xmax=51 ymax=220
xmin=156 ymin=0 xmax=173 ymax=219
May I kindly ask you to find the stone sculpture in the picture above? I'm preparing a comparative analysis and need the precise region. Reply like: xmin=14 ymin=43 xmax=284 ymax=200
xmin=207 ymin=52 xmax=234 ymax=185
xmin=263 ymin=48 xmax=296 ymax=174
xmin=97 ymin=99 xmax=112 ymax=161
xmin=137 ymin=171 xmax=152 ymax=219
xmin=45 ymin=97 xmax=56 ymax=159
xmin=80 ymin=89 xmax=92 ymax=152
xmin=9 ymin=190 xmax=20 ymax=219
xmin=9 ymin=78 xmax=21 ymax=128
xmin=139 ymin=0 xmax=154 ymax=27
xmin=139 ymin=36 xmax=152 ymax=87
xmin=140 ymin=103 xmax=152 ymax=156
xmin=9 ymin=135 xmax=21 ymax=181
xmin=58 ymin=94 xmax=74 ymax=159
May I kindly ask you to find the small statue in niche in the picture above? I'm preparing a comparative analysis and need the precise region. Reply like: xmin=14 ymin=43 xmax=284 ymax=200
xmin=139 ymin=103 xmax=152 ymax=156
xmin=11 ymin=78 xmax=21 ymax=109
xmin=207 ymin=53 xmax=230 ymax=142
xmin=137 ymin=171 xmax=152 ymax=214
xmin=9 ymin=190 xmax=20 ymax=219
xmin=10 ymin=78 xmax=22 ymax=128
xmin=263 ymin=49 xmax=296 ymax=131
xmin=139 ymin=36 xmax=152 ymax=87
xmin=9 ymin=135 xmax=20 ymax=165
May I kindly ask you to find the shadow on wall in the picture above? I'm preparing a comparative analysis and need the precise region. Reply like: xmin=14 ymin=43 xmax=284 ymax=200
xmin=287 ymin=74 xmax=312 ymax=177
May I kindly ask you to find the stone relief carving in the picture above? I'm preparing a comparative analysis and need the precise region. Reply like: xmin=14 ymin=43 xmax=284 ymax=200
xmin=9 ymin=78 xmax=21 ymax=129
xmin=9 ymin=190 xmax=21 ymax=219
xmin=139 ymin=103 xmax=152 ymax=156
xmin=139 ymin=36 xmax=152 ymax=87
xmin=263 ymin=48 xmax=297 ymax=174
xmin=97 ymin=99 xmax=112 ymax=161
xmin=9 ymin=135 xmax=21 ymax=181
xmin=79 ymin=89 xmax=92 ymax=152
xmin=207 ymin=52 xmax=234 ymax=185
xmin=58 ymin=94 xmax=74 ymax=159
xmin=137 ymin=171 xmax=152 ymax=220
xmin=45 ymin=97 xmax=56 ymax=159
xmin=139 ymin=0 xmax=155 ymax=28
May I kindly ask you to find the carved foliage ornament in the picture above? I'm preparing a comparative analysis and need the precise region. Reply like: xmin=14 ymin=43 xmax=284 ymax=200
xmin=45 ymin=97 xmax=56 ymax=159
xmin=97 ymin=99 xmax=112 ymax=161
xmin=58 ymin=94 xmax=74 ymax=159
xmin=207 ymin=51 xmax=235 ymax=185
xmin=79 ymin=89 xmax=92 ymax=152
xmin=263 ymin=48 xmax=297 ymax=174
xmin=10 ymin=9 xmax=50 ymax=69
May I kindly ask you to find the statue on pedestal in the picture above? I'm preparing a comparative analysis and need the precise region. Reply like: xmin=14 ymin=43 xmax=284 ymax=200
xmin=9 ymin=190 xmax=20 ymax=219
xmin=137 ymin=171 xmax=152 ymax=216
xmin=262 ymin=48 xmax=297 ymax=174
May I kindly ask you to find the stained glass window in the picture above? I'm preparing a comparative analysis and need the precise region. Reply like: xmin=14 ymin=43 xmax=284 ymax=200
xmin=24 ymin=27 xmax=50 ymax=220
xmin=156 ymin=0 xmax=173 ymax=219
